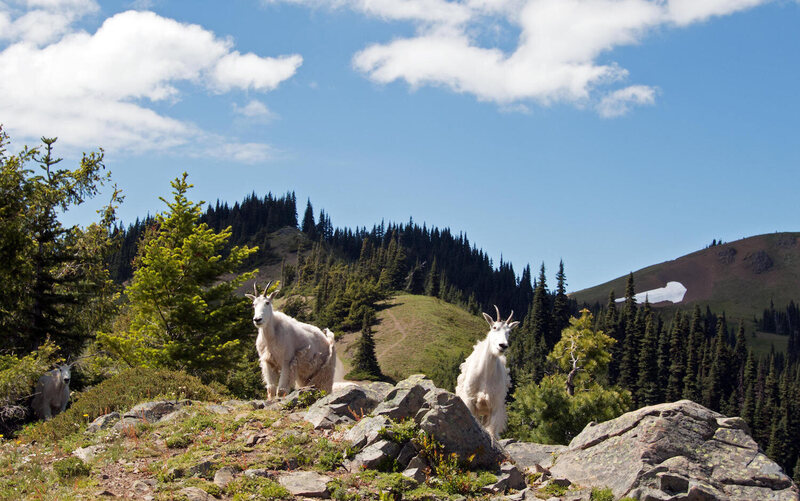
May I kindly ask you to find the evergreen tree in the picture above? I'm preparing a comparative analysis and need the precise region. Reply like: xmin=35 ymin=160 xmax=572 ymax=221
xmin=741 ymin=351 xmax=757 ymax=428
xmin=0 ymin=131 xmax=121 ymax=353
xmin=666 ymin=312 xmax=687 ymax=402
xmin=98 ymin=174 xmax=257 ymax=382
xmin=346 ymin=309 xmax=383 ymax=381
xmin=637 ymin=315 xmax=660 ymax=405
xmin=682 ymin=306 xmax=704 ymax=401
xmin=703 ymin=318 xmax=729 ymax=410
xmin=605 ymin=290 xmax=621 ymax=384
xmin=552 ymin=260 xmax=570 ymax=342
xmin=534 ymin=264 xmax=553 ymax=348
xmin=301 ymin=199 xmax=317 ymax=240
xmin=424 ymin=257 xmax=440 ymax=297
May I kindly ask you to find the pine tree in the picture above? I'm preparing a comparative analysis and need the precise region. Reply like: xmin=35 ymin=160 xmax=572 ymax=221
xmin=98 ymin=174 xmax=257 ymax=382
xmin=424 ymin=257 xmax=440 ymax=297
xmin=703 ymin=318 xmax=729 ymax=411
xmin=741 ymin=351 xmax=757 ymax=427
xmin=301 ymin=199 xmax=317 ymax=240
xmin=605 ymin=290 xmax=621 ymax=384
xmin=682 ymin=306 xmax=704 ymax=402
xmin=666 ymin=312 xmax=687 ymax=402
xmin=346 ymin=309 xmax=383 ymax=381
xmin=637 ymin=315 xmax=660 ymax=405
xmin=552 ymin=260 xmax=570 ymax=342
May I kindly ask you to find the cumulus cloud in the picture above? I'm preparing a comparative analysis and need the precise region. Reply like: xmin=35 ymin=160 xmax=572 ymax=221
xmin=233 ymin=100 xmax=277 ymax=119
xmin=597 ymin=85 xmax=657 ymax=118
xmin=0 ymin=6 xmax=300 ymax=158
xmin=275 ymin=0 xmax=772 ymax=116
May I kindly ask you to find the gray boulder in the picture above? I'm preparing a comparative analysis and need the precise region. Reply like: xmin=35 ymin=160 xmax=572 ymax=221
xmin=345 ymin=439 xmax=401 ymax=471
xmin=372 ymin=374 xmax=437 ymax=421
xmin=305 ymin=385 xmax=386 ymax=429
xmin=278 ymin=471 xmax=332 ymax=498
xmin=86 ymin=412 xmax=120 ymax=433
xmin=504 ymin=442 xmax=566 ymax=471
xmin=416 ymin=387 xmax=506 ymax=469
xmin=124 ymin=400 xmax=189 ymax=423
xmin=343 ymin=415 xmax=391 ymax=449
xmin=72 ymin=445 xmax=104 ymax=462
xmin=548 ymin=400 xmax=800 ymax=501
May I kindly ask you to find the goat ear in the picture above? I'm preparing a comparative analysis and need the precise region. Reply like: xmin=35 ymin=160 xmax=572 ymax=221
xmin=509 ymin=321 xmax=520 ymax=330
xmin=267 ymin=290 xmax=280 ymax=301
xmin=482 ymin=312 xmax=494 ymax=326
xmin=245 ymin=294 xmax=256 ymax=300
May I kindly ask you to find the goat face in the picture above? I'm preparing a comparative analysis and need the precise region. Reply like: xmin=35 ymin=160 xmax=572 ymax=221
xmin=57 ymin=364 xmax=71 ymax=386
xmin=248 ymin=290 xmax=279 ymax=327
xmin=482 ymin=307 xmax=520 ymax=356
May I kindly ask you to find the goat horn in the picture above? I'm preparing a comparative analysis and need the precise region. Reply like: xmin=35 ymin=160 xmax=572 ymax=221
xmin=253 ymin=282 xmax=259 ymax=295
xmin=494 ymin=305 xmax=501 ymax=322
xmin=506 ymin=310 xmax=514 ymax=323
xmin=262 ymin=280 xmax=273 ymax=296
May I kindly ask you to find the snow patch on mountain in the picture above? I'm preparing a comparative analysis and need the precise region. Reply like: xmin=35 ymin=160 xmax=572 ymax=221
xmin=615 ymin=281 xmax=687 ymax=304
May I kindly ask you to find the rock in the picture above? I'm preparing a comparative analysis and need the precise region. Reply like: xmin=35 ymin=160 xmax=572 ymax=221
xmin=112 ymin=416 xmax=144 ymax=431
xmin=305 ymin=385 xmax=386 ymax=429
xmin=214 ymin=466 xmax=237 ymax=488
xmin=278 ymin=471 xmax=332 ymax=498
xmin=345 ymin=439 xmax=401 ymax=471
xmin=187 ymin=458 xmax=216 ymax=477
xmin=179 ymin=487 xmax=213 ymax=501
xmin=548 ymin=400 xmax=800 ymax=501
xmin=344 ymin=415 xmax=391 ymax=449
xmin=131 ymin=479 xmax=153 ymax=494
xmin=249 ymin=399 xmax=270 ymax=409
xmin=283 ymin=387 xmax=326 ymax=410
xmin=244 ymin=468 xmax=272 ymax=478
xmin=406 ymin=454 xmax=428 ymax=471
xmin=501 ymin=463 xmax=527 ymax=490
xmin=372 ymin=374 xmax=437 ymax=421
xmin=244 ymin=431 xmax=267 ymax=447
xmin=396 ymin=442 xmax=419 ymax=468
xmin=166 ymin=466 xmax=185 ymax=479
xmin=72 ymin=445 xmax=103 ymax=462
xmin=416 ymin=387 xmax=506 ymax=469
xmin=505 ymin=442 xmax=566 ymax=471
xmin=205 ymin=403 xmax=233 ymax=414
xmin=93 ymin=489 xmax=115 ymax=497
xmin=402 ymin=467 xmax=426 ymax=484
xmin=87 ymin=412 xmax=120 ymax=433
xmin=124 ymin=400 xmax=189 ymax=423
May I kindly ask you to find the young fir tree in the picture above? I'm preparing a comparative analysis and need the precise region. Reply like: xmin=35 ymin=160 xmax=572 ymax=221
xmin=346 ymin=309 xmax=383 ymax=381
xmin=551 ymin=260 xmax=570 ymax=343
xmin=605 ymin=290 xmax=621 ymax=384
xmin=741 ymin=351 xmax=757 ymax=428
xmin=98 ymin=174 xmax=256 ymax=383
xmin=703 ymin=318 xmax=729 ymax=411
xmin=424 ymin=257 xmax=440 ymax=298
xmin=301 ymin=199 xmax=317 ymax=240
xmin=682 ymin=306 xmax=704 ymax=402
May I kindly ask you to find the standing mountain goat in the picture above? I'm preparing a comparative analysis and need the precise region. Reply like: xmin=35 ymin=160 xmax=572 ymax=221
xmin=456 ymin=306 xmax=519 ymax=439
xmin=31 ymin=364 xmax=72 ymax=420
xmin=247 ymin=282 xmax=336 ymax=398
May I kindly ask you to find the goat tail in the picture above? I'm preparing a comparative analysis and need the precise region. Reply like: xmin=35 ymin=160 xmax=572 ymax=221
xmin=475 ymin=391 xmax=491 ymax=411
xmin=324 ymin=328 xmax=335 ymax=345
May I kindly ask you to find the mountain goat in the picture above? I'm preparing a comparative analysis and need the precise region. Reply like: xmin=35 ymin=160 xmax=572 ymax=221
xmin=31 ymin=364 xmax=72 ymax=420
xmin=455 ymin=306 xmax=519 ymax=439
xmin=247 ymin=282 xmax=336 ymax=399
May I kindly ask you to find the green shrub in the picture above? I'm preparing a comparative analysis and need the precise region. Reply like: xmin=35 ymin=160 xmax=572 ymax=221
xmin=379 ymin=418 xmax=419 ymax=444
xmin=21 ymin=367 xmax=227 ymax=443
xmin=165 ymin=433 xmax=193 ymax=449
xmin=52 ymin=457 xmax=90 ymax=479
xmin=591 ymin=487 xmax=615 ymax=501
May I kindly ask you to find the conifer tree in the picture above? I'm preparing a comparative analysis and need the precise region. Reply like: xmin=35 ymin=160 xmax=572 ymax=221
xmin=666 ymin=312 xmax=687 ymax=402
xmin=703 ymin=318 xmax=729 ymax=410
xmin=741 ymin=351 xmax=757 ymax=428
xmin=98 ymin=174 xmax=256 ymax=382
xmin=346 ymin=309 xmax=383 ymax=381
xmin=301 ymin=199 xmax=317 ymax=240
xmin=605 ymin=290 xmax=621 ymax=384
xmin=637 ymin=315 xmax=660 ymax=405
xmin=424 ymin=257 xmax=440 ymax=297
xmin=552 ymin=260 xmax=570 ymax=342
xmin=682 ymin=306 xmax=704 ymax=402
xmin=793 ymin=457 xmax=800 ymax=486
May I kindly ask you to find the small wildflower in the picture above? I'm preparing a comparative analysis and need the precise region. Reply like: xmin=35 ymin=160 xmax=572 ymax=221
xmin=83 ymin=414 xmax=89 ymax=418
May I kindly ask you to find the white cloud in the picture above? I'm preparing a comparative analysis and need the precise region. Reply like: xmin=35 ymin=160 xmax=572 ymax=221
xmin=597 ymin=85 xmax=657 ymax=118
xmin=233 ymin=100 xmax=277 ymax=120
xmin=0 ymin=0 xmax=98 ymax=45
xmin=0 ymin=8 xmax=300 ymax=158
xmin=276 ymin=0 xmax=772 ymax=116
xmin=199 ymin=140 xmax=276 ymax=164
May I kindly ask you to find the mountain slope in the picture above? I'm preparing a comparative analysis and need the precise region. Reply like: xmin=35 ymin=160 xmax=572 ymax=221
xmin=571 ymin=232 xmax=800 ymax=321
xmin=335 ymin=294 xmax=487 ymax=383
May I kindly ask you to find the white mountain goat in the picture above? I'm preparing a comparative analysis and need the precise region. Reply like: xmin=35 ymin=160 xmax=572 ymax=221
xmin=31 ymin=364 xmax=72 ymax=420
xmin=455 ymin=306 xmax=519 ymax=439
xmin=247 ymin=282 xmax=336 ymax=398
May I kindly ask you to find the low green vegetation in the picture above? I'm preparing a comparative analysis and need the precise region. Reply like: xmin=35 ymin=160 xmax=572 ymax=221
xmin=52 ymin=457 xmax=90 ymax=480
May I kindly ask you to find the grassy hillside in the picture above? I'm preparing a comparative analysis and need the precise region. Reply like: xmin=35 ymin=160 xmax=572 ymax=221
xmin=571 ymin=232 xmax=800 ymax=325
xmin=336 ymin=294 xmax=487 ymax=382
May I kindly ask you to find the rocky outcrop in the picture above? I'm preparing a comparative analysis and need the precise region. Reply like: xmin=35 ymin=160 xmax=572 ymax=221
xmin=304 ymin=382 xmax=393 ymax=429
xmin=333 ymin=374 xmax=507 ymax=470
xmin=548 ymin=400 xmax=799 ymax=501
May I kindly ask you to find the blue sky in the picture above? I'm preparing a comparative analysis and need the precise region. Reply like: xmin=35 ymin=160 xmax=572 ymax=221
xmin=1 ymin=0 xmax=798 ymax=292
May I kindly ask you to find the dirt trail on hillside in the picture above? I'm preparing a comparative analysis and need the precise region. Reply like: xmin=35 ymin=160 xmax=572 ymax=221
xmin=377 ymin=309 xmax=411 ymax=359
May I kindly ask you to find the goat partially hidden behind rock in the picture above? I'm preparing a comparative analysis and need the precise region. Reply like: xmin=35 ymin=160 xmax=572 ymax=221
xmin=456 ymin=306 xmax=519 ymax=439
xmin=247 ymin=281 xmax=336 ymax=399
xmin=31 ymin=364 xmax=71 ymax=420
